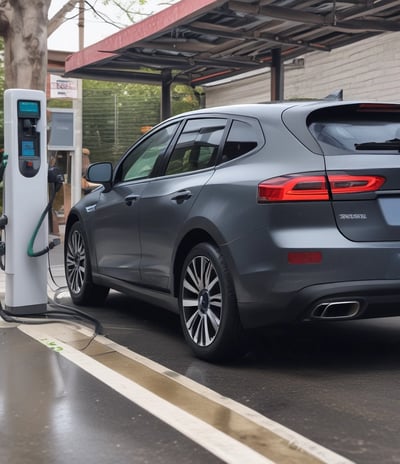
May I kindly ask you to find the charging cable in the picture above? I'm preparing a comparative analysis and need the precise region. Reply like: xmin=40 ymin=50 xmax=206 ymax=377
xmin=0 ymin=301 xmax=103 ymax=336
xmin=27 ymin=167 xmax=64 ymax=257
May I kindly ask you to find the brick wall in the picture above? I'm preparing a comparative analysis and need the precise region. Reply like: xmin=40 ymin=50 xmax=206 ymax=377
xmin=204 ymin=32 xmax=400 ymax=106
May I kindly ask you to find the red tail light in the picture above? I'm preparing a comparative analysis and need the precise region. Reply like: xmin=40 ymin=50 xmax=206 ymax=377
xmin=258 ymin=174 xmax=385 ymax=202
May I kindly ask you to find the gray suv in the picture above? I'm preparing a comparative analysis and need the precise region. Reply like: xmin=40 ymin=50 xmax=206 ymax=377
xmin=65 ymin=101 xmax=400 ymax=361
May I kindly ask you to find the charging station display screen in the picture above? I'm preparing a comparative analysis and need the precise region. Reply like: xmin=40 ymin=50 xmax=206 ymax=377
xmin=17 ymin=100 xmax=40 ymax=119
xmin=21 ymin=140 xmax=36 ymax=156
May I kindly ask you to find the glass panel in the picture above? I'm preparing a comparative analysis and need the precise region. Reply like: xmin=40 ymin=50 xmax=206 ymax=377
xmin=308 ymin=104 xmax=400 ymax=155
xmin=165 ymin=118 xmax=226 ymax=175
xmin=118 ymin=123 xmax=179 ymax=182
xmin=221 ymin=120 xmax=259 ymax=162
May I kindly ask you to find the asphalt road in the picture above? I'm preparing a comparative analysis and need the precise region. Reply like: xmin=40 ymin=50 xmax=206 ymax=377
xmin=49 ymin=246 xmax=400 ymax=464
xmin=53 ymin=290 xmax=400 ymax=464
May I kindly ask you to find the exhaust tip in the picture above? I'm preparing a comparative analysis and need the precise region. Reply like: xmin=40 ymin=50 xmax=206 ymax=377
xmin=311 ymin=300 xmax=361 ymax=320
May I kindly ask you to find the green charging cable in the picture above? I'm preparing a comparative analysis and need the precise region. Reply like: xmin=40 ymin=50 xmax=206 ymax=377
xmin=27 ymin=195 xmax=55 ymax=257
xmin=27 ymin=168 xmax=63 ymax=257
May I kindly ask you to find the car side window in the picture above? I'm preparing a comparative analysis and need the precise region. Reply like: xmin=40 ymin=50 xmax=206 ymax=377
xmin=165 ymin=118 xmax=227 ymax=175
xmin=221 ymin=120 xmax=259 ymax=163
xmin=117 ymin=123 xmax=179 ymax=182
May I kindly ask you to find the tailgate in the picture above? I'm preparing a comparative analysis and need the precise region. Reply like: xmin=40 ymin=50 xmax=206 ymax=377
xmin=325 ymin=155 xmax=400 ymax=242
xmin=308 ymin=103 xmax=400 ymax=242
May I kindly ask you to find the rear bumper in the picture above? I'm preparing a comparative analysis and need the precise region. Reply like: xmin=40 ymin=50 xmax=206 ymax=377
xmin=238 ymin=279 xmax=400 ymax=329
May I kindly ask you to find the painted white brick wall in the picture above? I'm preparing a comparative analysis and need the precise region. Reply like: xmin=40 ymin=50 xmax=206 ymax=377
xmin=205 ymin=32 xmax=400 ymax=106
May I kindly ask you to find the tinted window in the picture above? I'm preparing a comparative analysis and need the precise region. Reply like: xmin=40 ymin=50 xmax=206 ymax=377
xmin=308 ymin=104 xmax=400 ymax=155
xmin=117 ymin=123 xmax=179 ymax=182
xmin=165 ymin=118 xmax=226 ymax=175
xmin=221 ymin=120 xmax=259 ymax=163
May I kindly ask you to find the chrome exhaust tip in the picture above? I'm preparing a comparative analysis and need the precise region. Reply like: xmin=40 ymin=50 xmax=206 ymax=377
xmin=311 ymin=300 xmax=361 ymax=320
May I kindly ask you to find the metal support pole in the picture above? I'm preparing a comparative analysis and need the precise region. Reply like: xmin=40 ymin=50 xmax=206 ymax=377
xmin=72 ymin=0 xmax=84 ymax=206
xmin=161 ymin=69 xmax=172 ymax=120
xmin=271 ymin=48 xmax=284 ymax=101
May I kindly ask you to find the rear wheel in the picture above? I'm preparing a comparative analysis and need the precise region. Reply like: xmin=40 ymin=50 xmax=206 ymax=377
xmin=65 ymin=221 xmax=109 ymax=305
xmin=179 ymin=242 xmax=245 ymax=362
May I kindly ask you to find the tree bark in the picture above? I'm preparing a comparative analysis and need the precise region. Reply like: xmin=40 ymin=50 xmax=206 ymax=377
xmin=0 ymin=0 xmax=51 ymax=90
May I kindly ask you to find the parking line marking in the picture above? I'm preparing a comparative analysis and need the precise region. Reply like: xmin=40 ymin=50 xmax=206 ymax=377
xmin=19 ymin=323 xmax=354 ymax=464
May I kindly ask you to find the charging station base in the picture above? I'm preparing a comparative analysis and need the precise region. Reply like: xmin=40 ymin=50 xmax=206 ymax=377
xmin=5 ymin=302 xmax=47 ymax=315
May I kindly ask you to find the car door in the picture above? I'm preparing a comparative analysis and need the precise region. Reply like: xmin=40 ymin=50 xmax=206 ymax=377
xmin=91 ymin=122 xmax=180 ymax=283
xmin=138 ymin=117 xmax=228 ymax=290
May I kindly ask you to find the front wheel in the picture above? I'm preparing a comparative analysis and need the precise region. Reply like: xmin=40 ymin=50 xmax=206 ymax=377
xmin=179 ymin=242 xmax=246 ymax=362
xmin=65 ymin=221 xmax=109 ymax=306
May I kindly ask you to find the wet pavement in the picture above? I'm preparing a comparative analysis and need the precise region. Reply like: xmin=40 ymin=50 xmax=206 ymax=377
xmin=0 ymin=243 xmax=349 ymax=464
xmin=3 ymin=241 xmax=400 ymax=463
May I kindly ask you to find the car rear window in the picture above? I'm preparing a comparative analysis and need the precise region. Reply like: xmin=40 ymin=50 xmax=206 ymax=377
xmin=308 ymin=104 xmax=400 ymax=155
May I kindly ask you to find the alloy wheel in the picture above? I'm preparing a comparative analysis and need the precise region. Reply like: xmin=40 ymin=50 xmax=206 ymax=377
xmin=66 ymin=228 xmax=86 ymax=295
xmin=181 ymin=255 xmax=222 ymax=347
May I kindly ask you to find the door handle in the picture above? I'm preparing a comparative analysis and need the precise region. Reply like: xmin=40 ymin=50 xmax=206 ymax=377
xmin=171 ymin=189 xmax=192 ymax=203
xmin=124 ymin=194 xmax=140 ymax=206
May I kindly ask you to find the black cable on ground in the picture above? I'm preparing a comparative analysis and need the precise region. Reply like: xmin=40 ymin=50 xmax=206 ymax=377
xmin=0 ymin=269 xmax=104 ymax=335
xmin=0 ymin=300 xmax=104 ymax=336
xmin=1 ymin=225 xmax=104 ymax=337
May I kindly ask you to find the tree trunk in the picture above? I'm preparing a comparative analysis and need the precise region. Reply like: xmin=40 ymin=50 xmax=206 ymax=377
xmin=3 ymin=0 xmax=51 ymax=90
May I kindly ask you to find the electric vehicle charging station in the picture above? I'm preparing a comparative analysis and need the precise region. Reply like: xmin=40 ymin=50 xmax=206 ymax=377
xmin=2 ymin=89 xmax=49 ymax=314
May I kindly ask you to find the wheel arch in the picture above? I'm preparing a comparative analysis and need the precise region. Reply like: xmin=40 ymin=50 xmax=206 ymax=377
xmin=64 ymin=212 xmax=80 ymax=255
xmin=65 ymin=211 xmax=79 ymax=238
xmin=173 ymin=229 xmax=218 ymax=298
xmin=64 ymin=210 xmax=99 ymax=274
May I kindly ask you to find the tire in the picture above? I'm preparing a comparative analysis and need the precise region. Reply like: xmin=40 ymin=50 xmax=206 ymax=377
xmin=179 ymin=242 xmax=246 ymax=362
xmin=65 ymin=221 xmax=109 ymax=306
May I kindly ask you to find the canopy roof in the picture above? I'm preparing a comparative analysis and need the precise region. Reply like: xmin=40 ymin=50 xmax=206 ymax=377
xmin=65 ymin=0 xmax=400 ymax=87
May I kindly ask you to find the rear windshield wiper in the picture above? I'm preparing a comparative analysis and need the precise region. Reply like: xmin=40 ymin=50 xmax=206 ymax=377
xmin=355 ymin=138 xmax=400 ymax=151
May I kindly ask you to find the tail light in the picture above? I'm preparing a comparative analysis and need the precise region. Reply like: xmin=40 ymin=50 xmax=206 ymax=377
xmin=258 ymin=174 xmax=385 ymax=202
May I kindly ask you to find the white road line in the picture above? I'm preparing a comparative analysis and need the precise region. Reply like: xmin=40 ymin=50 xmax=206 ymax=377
xmin=19 ymin=324 xmax=274 ymax=464
xmin=19 ymin=323 xmax=355 ymax=464
xmin=81 ymin=328 xmax=353 ymax=464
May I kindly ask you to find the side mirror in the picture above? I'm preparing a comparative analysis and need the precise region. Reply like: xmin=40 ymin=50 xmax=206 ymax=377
xmin=86 ymin=162 xmax=113 ymax=191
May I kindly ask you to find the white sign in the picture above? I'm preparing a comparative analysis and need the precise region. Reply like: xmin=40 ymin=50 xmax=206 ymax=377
xmin=50 ymin=75 xmax=78 ymax=99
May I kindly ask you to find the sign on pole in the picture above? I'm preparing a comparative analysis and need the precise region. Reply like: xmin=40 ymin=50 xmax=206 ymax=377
xmin=49 ymin=75 xmax=78 ymax=99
